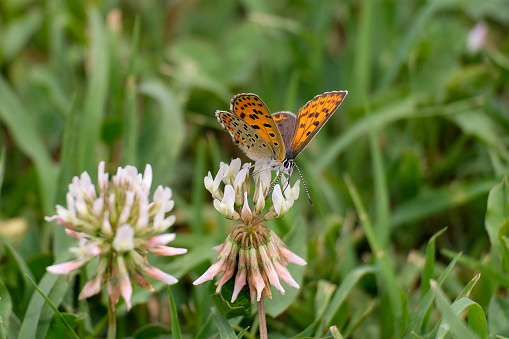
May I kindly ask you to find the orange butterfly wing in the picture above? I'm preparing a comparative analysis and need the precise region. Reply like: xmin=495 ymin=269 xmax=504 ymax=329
xmin=289 ymin=91 xmax=348 ymax=158
xmin=231 ymin=94 xmax=285 ymax=162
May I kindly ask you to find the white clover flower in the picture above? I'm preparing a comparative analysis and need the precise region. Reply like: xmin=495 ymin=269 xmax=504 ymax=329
xmin=270 ymin=180 xmax=300 ymax=218
xmin=45 ymin=161 xmax=187 ymax=310
xmin=196 ymin=158 xmax=304 ymax=302
xmin=213 ymin=185 xmax=239 ymax=220
xmin=467 ymin=22 xmax=488 ymax=54
xmin=223 ymin=158 xmax=242 ymax=185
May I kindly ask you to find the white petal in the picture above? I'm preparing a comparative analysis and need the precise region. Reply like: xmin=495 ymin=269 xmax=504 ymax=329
xmin=92 ymin=197 xmax=104 ymax=217
xmin=272 ymin=185 xmax=284 ymax=216
xmin=112 ymin=224 xmax=135 ymax=252
xmin=143 ymin=164 xmax=153 ymax=190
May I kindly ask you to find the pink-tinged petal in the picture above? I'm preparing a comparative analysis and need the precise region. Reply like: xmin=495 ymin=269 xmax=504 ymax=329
xmin=258 ymin=246 xmax=285 ymax=294
xmin=80 ymin=239 xmax=102 ymax=256
xmin=247 ymin=249 xmax=265 ymax=301
xmin=143 ymin=265 xmax=178 ymax=285
xmin=193 ymin=260 xmax=227 ymax=285
xmin=108 ymin=280 xmax=121 ymax=305
xmin=120 ymin=275 xmax=133 ymax=310
xmin=146 ymin=233 xmax=176 ymax=247
xmin=212 ymin=243 xmax=225 ymax=252
xmin=132 ymin=271 xmax=154 ymax=291
xmin=149 ymin=246 xmax=187 ymax=256
xmin=279 ymin=246 xmax=306 ymax=266
xmin=467 ymin=22 xmax=488 ymax=53
xmin=117 ymin=256 xmax=133 ymax=311
xmin=47 ymin=213 xmax=74 ymax=228
xmin=65 ymin=229 xmax=88 ymax=240
xmin=215 ymin=260 xmax=236 ymax=293
xmin=252 ymin=272 xmax=266 ymax=301
xmin=240 ymin=192 xmax=252 ymax=222
xmin=247 ymin=275 xmax=256 ymax=302
xmin=79 ymin=275 xmax=102 ymax=299
xmin=273 ymin=261 xmax=300 ymax=289
xmin=47 ymin=260 xmax=84 ymax=275
xmin=232 ymin=250 xmax=247 ymax=302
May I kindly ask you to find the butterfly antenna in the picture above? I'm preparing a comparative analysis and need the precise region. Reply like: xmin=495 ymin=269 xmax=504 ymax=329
xmin=294 ymin=163 xmax=313 ymax=205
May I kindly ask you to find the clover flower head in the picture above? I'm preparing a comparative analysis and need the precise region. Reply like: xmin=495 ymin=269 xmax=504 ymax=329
xmin=195 ymin=158 xmax=305 ymax=302
xmin=45 ymin=161 xmax=187 ymax=310
xmin=467 ymin=21 xmax=488 ymax=54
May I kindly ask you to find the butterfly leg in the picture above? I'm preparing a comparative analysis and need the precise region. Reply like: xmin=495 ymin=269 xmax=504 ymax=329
xmin=264 ymin=171 xmax=282 ymax=200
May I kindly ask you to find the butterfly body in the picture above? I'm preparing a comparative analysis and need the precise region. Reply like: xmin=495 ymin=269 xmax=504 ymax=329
xmin=216 ymin=91 xmax=348 ymax=174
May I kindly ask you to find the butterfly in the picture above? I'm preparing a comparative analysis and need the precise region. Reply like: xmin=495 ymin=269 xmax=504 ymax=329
xmin=215 ymin=91 xmax=348 ymax=178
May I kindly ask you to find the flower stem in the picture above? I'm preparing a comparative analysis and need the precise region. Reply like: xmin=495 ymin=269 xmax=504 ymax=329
xmin=107 ymin=297 xmax=117 ymax=339
xmin=258 ymin=297 xmax=267 ymax=339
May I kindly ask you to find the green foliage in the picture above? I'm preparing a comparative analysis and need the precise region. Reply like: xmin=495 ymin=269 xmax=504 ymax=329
xmin=0 ymin=0 xmax=509 ymax=337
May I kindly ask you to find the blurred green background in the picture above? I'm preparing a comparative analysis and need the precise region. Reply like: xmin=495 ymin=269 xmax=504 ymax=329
xmin=1 ymin=0 xmax=509 ymax=337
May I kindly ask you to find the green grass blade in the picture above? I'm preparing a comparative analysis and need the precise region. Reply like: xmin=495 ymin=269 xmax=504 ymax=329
xmin=485 ymin=176 xmax=509 ymax=258
xmin=138 ymin=80 xmax=185 ymax=182
xmin=419 ymin=227 xmax=448 ymax=330
xmin=314 ymin=280 xmax=337 ymax=322
xmin=122 ymin=76 xmax=138 ymax=166
xmin=24 ymin=275 xmax=79 ymax=339
xmin=344 ymin=174 xmax=402 ymax=335
xmin=77 ymin=6 xmax=110 ymax=173
xmin=421 ymin=227 xmax=448 ymax=298
xmin=0 ymin=146 xmax=4 ymax=201
xmin=456 ymin=274 xmax=481 ymax=301
xmin=402 ymin=252 xmax=461 ymax=338
xmin=190 ymin=139 xmax=206 ymax=234
xmin=368 ymin=115 xmax=391 ymax=248
xmin=318 ymin=265 xmax=378 ymax=336
xmin=0 ymin=278 xmax=12 ymax=338
xmin=0 ymin=74 xmax=58 ymax=214
xmin=2 ymin=240 xmax=35 ymax=298
xmin=236 ymin=326 xmax=249 ymax=338
xmin=17 ymin=272 xmax=67 ymax=339
xmin=441 ymin=249 xmax=509 ymax=287
xmin=351 ymin=0 xmax=375 ymax=106
xmin=167 ymin=286 xmax=183 ymax=339
xmin=2 ymin=9 xmax=43 ymax=62
xmin=122 ymin=16 xmax=141 ymax=166
xmin=213 ymin=309 xmax=237 ymax=339
xmin=194 ymin=312 xmax=214 ymax=339
xmin=430 ymin=280 xmax=479 ymax=339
